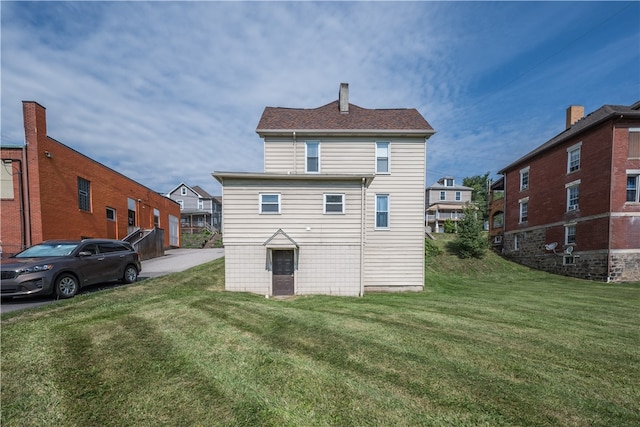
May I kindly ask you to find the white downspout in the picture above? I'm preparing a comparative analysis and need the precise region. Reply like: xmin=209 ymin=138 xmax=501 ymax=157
xmin=293 ymin=131 xmax=297 ymax=173
xmin=360 ymin=177 xmax=366 ymax=297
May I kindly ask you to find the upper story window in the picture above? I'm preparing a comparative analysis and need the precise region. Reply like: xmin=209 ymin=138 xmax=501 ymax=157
xmin=629 ymin=129 xmax=640 ymax=159
xmin=260 ymin=194 xmax=280 ymax=214
xmin=375 ymin=194 xmax=389 ymax=229
xmin=306 ymin=141 xmax=320 ymax=173
xmin=566 ymin=181 xmax=580 ymax=211
xmin=627 ymin=172 xmax=640 ymax=203
xmin=440 ymin=191 xmax=446 ymax=201
xmin=376 ymin=142 xmax=390 ymax=173
xmin=198 ymin=199 xmax=204 ymax=210
xmin=181 ymin=186 xmax=187 ymax=196
xmin=78 ymin=177 xmax=91 ymax=212
xmin=176 ymin=199 xmax=184 ymax=210
xmin=455 ymin=191 xmax=461 ymax=201
xmin=324 ymin=194 xmax=344 ymax=214
xmin=567 ymin=142 xmax=582 ymax=173
xmin=565 ymin=224 xmax=577 ymax=245
xmin=444 ymin=178 xmax=454 ymax=187
xmin=519 ymin=197 xmax=529 ymax=223
xmin=520 ymin=167 xmax=530 ymax=191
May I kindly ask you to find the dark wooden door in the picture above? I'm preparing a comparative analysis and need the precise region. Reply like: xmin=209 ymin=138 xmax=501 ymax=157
xmin=272 ymin=250 xmax=294 ymax=296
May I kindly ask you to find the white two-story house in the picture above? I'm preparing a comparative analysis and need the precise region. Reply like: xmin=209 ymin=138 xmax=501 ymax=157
xmin=214 ymin=84 xmax=435 ymax=296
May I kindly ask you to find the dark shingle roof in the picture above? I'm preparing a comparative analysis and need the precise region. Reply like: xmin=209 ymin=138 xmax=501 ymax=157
xmin=256 ymin=101 xmax=434 ymax=136
xmin=499 ymin=102 xmax=640 ymax=173
xmin=192 ymin=185 xmax=213 ymax=199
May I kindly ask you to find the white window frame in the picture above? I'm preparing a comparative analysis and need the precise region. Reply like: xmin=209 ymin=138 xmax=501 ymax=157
xmin=198 ymin=199 xmax=204 ymax=210
xmin=520 ymin=166 xmax=530 ymax=191
xmin=324 ymin=194 xmax=345 ymax=214
xmin=375 ymin=142 xmax=390 ymax=174
xmin=567 ymin=142 xmax=582 ymax=173
xmin=440 ymin=191 xmax=446 ymax=201
xmin=565 ymin=223 xmax=576 ymax=245
xmin=455 ymin=191 xmax=461 ymax=201
xmin=176 ymin=199 xmax=184 ymax=210
xmin=519 ymin=197 xmax=529 ymax=223
xmin=375 ymin=194 xmax=390 ymax=229
xmin=181 ymin=186 xmax=187 ymax=196
xmin=563 ymin=255 xmax=576 ymax=265
xmin=444 ymin=178 xmax=454 ymax=187
xmin=153 ymin=208 xmax=160 ymax=227
xmin=514 ymin=234 xmax=519 ymax=250
xmin=259 ymin=193 xmax=281 ymax=214
xmin=305 ymin=141 xmax=320 ymax=173
xmin=626 ymin=170 xmax=640 ymax=203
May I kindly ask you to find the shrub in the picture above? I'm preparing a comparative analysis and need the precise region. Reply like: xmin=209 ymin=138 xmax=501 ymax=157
xmin=425 ymin=238 xmax=443 ymax=257
xmin=451 ymin=204 xmax=489 ymax=259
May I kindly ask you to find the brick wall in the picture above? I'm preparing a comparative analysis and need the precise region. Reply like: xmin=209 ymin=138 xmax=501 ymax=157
xmin=1 ymin=102 xmax=180 ymax=254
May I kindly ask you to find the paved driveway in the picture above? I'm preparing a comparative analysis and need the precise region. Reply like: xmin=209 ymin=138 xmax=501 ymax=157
xmin=1 ymin=248 xmax=224 ymax=314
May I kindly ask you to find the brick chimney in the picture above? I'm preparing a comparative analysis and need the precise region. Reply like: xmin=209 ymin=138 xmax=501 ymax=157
xmin=339 ymin=83 xmax=349 ymax=113
xmin=566 ymin=105 xmax=584 ymax=129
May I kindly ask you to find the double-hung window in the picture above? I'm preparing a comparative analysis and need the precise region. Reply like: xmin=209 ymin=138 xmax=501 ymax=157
xmin=519 ymin=197 xmax=529 ymax=223
xmin=375 ymin=194 xmax=389 ymax=229
xmin=306 ymin=141 xmax=320 ymax=173
xmin=567 ymin=143 xmax=582 ymax=173
xmin=455 ymin=191 xmax=461 ymax=201
xmin=260 ymin=194 xmax=280 ymax=214
xmin=324 ymin=194 xmax=344 ymax=214
xmin=627 ymin=173 xmax=640 ymax=203
xmin=566 ymin=180 xmax=580 ymax=211
xmin=376 ymin=142 xmax=390 ymax=174
xmin=78 ymin=177 xmax=91 ymax=212
xmin=440 ymin=191 xmax=446 ymax=201
xmin=565 ymin=224 xmax=577 ymax=245
xmin=520 ymin=167 xmax=529 ymax=191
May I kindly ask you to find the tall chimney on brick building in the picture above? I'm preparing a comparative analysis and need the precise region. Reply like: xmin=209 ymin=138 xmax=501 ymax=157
xmin=566 ymin=105 xmax=584 ymax=129
xmin=339 ymin=83 xmax=349 ymax=113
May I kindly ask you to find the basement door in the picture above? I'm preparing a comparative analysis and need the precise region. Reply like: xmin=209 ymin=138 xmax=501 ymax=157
xmin=272 ymin=250 xmax=295 ymax=296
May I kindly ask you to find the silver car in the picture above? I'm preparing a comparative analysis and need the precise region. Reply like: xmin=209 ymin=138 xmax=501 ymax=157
xmin=1 ymin=239 xmax=141 ymax=299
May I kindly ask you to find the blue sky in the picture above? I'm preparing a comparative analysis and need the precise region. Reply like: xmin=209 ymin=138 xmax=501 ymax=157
xmin=2 ymin=1 xmax=638 ymax=196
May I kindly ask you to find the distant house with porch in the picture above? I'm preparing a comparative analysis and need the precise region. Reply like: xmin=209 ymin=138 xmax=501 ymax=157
xmin=425 ymin=177 xmax=473 ymax=233
xmin=166 ymin=183 xmax=222 ymax=233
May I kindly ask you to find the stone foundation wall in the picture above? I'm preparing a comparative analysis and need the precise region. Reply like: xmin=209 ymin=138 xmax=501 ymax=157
xmin=501 ymin=230 xmax=638 ymax=282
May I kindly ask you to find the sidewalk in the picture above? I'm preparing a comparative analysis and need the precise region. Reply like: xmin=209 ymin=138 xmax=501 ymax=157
xmin=140 ymin=248 xmax=225 ymax=279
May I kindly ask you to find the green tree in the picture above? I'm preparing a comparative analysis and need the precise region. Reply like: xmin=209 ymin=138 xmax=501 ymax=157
xmin=463 ymin=172 xmax=491 ymax=222
xmin=443 ymin=219 xmax=456 ymax=233
xmin=451 ymin=203 xmax=489 ymax=259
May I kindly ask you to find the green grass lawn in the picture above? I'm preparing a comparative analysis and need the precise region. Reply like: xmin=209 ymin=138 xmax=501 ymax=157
xmin=2 ymin=239 xmax=639 ymax=426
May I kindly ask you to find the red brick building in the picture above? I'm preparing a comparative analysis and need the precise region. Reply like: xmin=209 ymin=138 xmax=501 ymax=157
xmin=1 ymin=101 xmax=180 ymax=256
xmin=497 ymin=102 xmax=640 ymax=282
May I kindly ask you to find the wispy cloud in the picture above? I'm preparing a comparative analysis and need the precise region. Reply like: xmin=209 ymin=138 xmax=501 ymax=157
xmin=2 ymin=1 xmax=638 ymax=193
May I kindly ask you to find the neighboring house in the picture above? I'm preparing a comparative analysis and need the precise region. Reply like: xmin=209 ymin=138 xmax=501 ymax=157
xmin=214 ymin=83 xmax=435 ymax=296
xmin=425 ymin=177 xmax=473 ymax=233
xmin=167 ymin=183 xmax=222 ymax=232
xmin=1 ymin=101 xmax=181 ymax=258
xmin=498 ymin=102 xmax=640 ymax=282
xmin=487 ymin=176 xmax=505 ymax=251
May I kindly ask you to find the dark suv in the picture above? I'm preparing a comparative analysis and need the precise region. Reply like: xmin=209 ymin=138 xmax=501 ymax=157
xmin=1 ymin=239 xmax=141 ymax=299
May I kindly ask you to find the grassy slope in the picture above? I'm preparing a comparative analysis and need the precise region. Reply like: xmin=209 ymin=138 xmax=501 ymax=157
xmin=2 ymin=239 xmax=639 ymax=426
